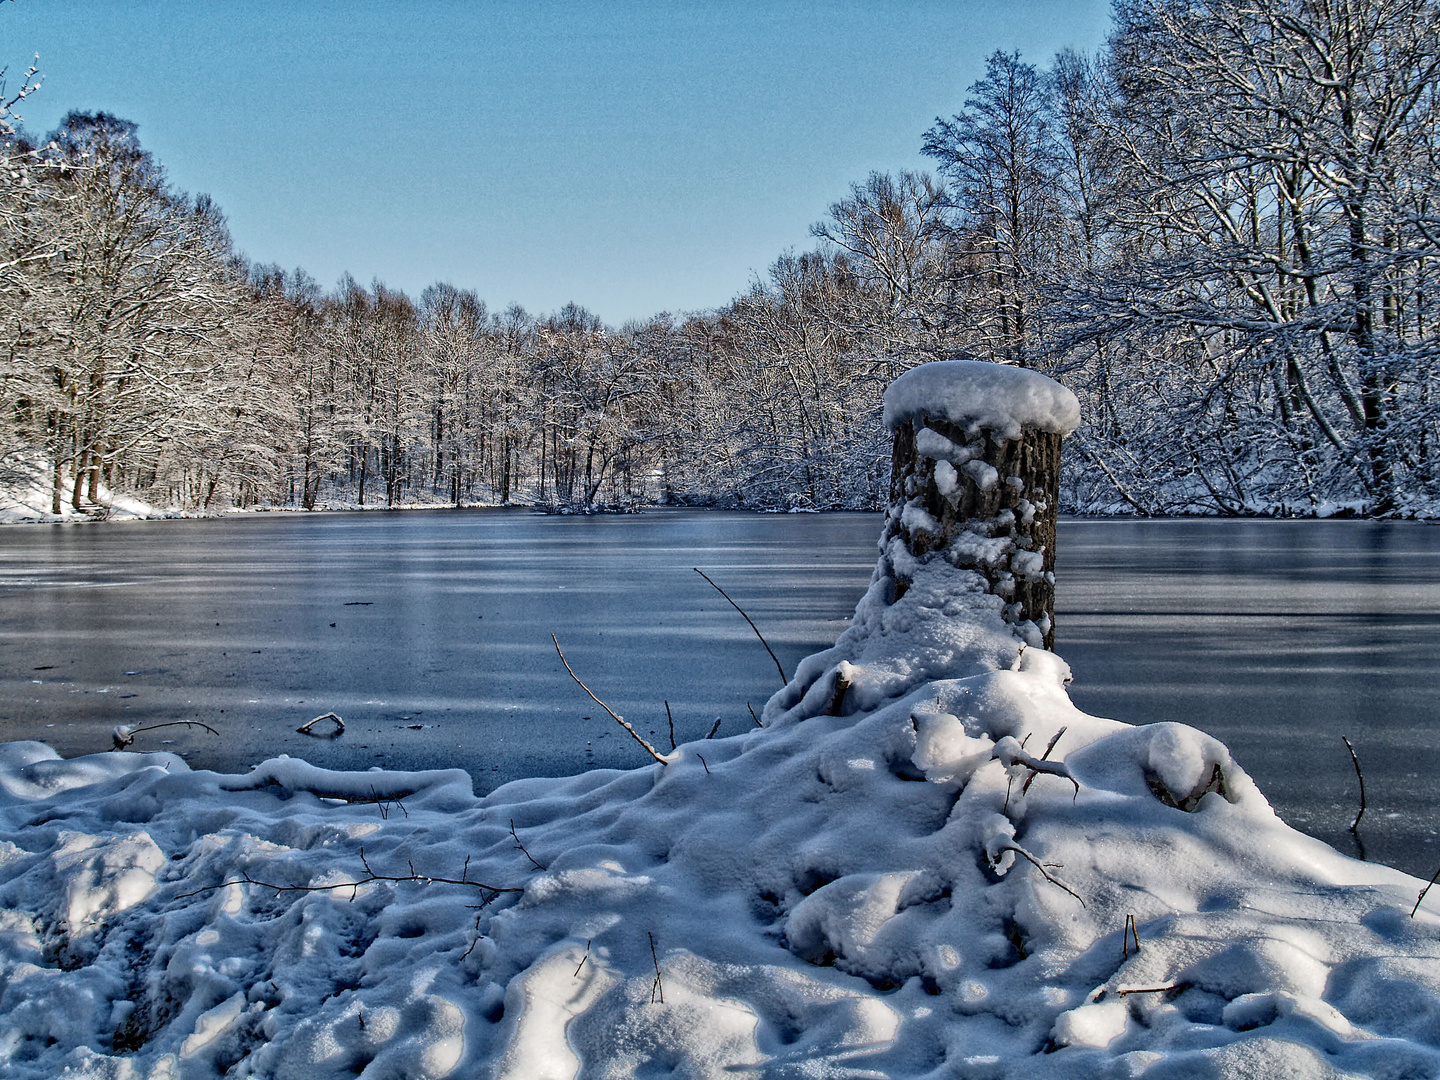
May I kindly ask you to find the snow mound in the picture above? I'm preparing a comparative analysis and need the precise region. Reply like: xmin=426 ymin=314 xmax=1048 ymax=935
xmin=883 ymin=360 xmax=1082 ymax=440
xmin=1 ymin=555 xmax=1439 ymax=1076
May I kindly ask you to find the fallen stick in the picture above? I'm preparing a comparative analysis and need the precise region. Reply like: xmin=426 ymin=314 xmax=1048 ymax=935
xmin=296 ymin=712 xmax=344 ymax=737
xmin=111 ymin=719 xmax=220 ymax=750
xmin=176 ymin=847 xmax=523 ymax=901
xmin=693 ymin=568 xmax=786 ymax=685
xmin=553 ymin=635 xmax=676 ymax=764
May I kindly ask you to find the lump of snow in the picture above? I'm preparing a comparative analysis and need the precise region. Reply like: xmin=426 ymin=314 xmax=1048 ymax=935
xmin=961 ymin=458 xmax=1000 ymax=491
xmin=883 ymin=359 xmax=1081 ymax=440
xmin=54 ymin=830 xmax=166 ymax=938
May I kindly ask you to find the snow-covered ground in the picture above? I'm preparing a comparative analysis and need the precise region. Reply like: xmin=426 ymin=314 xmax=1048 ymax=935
xmin=2 ymin=365 xmax=1438 ymax=1078
xmin=0 ymin=452 xmax=164 ymax=524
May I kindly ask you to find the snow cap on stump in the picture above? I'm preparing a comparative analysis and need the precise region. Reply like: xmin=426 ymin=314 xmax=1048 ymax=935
xmin=883 ymin=359 xmax=1080 ymax=440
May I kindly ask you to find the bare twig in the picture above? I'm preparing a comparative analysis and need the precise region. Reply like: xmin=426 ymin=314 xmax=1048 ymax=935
xmin=649 ymin=932 xmax=665 ymax=1004
xmin=747 ymin=702 xmax=761 ymax=728
xmin=1123 ymin=913 xmax=1140 ymax=958
xmin=706 ymin=717 xmax=722 ymax=739
xmin=574 ymin=939 xmax=591 ymax=977
xmin=665 ymin=700 xmax=676 ymax=751
xmin=1117 ymin=984 xmax=1184 ymax=997
xmin=553 ymin=635 xmax=675 ymax=764
xmin=1342 ymin=736 xmax=1367 ymax=835
xmin=110 ymin=719 xmax=220 ymax=750
xmin=694 ymin=568 xmax=785 ymax=685
xmin=175 ymin=846 xmax=523 ymax=901
xmin=696 ymin=753 xmax=710 ymax=775
xmin=296 ymin=712 xmax=344 ymax=737
xmin=370 ymin=786 xmax=407 ymax=820
xmin=1412 ymin=865 xmax=1440 ymax=918
xmin=510 ymin=819 xmax=546 ymax=871
xmin=993 ymin=842 xmax=1085 ymax=906
xmin=1022 ymin=725 xmax=1070 ymax=796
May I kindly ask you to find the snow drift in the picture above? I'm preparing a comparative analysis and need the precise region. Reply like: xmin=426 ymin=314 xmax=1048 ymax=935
xmin=1 ymin=363 xmax=1438 ymax=1079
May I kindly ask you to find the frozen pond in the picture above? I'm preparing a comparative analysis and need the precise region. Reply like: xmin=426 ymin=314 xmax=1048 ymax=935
xmin=1 ymin=509 xmax=1437 ymax=876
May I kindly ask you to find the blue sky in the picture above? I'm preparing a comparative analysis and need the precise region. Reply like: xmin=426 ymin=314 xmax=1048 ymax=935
xmin=4 ymin=1 xmax=1110 ymax=324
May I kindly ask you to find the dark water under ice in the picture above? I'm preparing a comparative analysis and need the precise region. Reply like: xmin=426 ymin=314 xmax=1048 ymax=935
xmin=1 ymin=509 xmax=1437 ymax=876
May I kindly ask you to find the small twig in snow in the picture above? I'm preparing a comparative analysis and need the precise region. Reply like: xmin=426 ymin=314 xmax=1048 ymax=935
xmin=1123 ymin=913 xmax=1140 ymax=958
xmin=665 ymin=700 xmax=676 ymax=751
xmin=553 ymin=635 xmax=675 ymax=764
xmin=993 ymin=842 xmax=1085 ymax=906
xmin=706 ymin=717 xmax=722 ymax=739
xmin=574 ymin=939 xmax=591 ymax=977
xmin=1342 ymin=736 xmax=1367 ymax=835
xmin=1117 ymin=984 xmax=1184 ymax=997
xmin=693 ymin=568 xmax=786 ymax=685
xmin=174 ymin=846 xmax=523 ymax=901
xmin=1412 ymin=865 xmax=1440 ymax=918
xmin=369 ymin=786 xmax=407 ymax=820
xmin=748 ymin=702 xmax=761 ymax=728
xmin=995 ymin=734 xmax=1079 ymax=801
xmin=696 ymin=753 xmax=710 ymax=775
xmin=1022 ymin=726 xmax=1070 ymax=796
xmin=510 ymin=819 xmax=546 ymax=871
xmin=649 ymin=932 xmax=665 ymax=1004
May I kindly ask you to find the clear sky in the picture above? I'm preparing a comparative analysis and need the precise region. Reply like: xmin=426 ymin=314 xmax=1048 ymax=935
xmin=3 ymin=0 xmax=1111 ymax=325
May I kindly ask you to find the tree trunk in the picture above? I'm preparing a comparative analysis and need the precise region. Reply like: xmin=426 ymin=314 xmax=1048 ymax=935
xmin=887 ymin=415 xmax=1064 ymax=649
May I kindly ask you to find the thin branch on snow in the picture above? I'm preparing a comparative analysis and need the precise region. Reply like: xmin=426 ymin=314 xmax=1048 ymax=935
xmin=993 ymin=841 xmax=1086 ymax=906
xmin=649 ymin=932 xmax=665 ymax=1004
xmin=174 ymin=846 xmax=525 ymax=901
xmin=693 ymin=568 xmax=786 ymax=686
xmin=510 ymin=819 xmax=546 ymax=871
xmin=552 ymin=634 xmax=676 ymax=764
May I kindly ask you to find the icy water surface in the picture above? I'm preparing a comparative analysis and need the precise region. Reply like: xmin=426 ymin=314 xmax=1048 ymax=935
xmin=1 ymin=510 xmax=1437 ymax=875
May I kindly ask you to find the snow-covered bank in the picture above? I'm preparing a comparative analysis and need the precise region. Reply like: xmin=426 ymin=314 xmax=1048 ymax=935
xmin=2 ymin=364 xmax=1439 ymax=1078
xmin=0 ymin=453 xmax=166 ymax=524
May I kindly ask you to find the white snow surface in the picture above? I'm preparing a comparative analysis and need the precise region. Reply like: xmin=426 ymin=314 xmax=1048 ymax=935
xmin=883 ymin=361 xmax=1082 ymax=439
xmin=2 ymin=551 xmax=1440 ymax=1077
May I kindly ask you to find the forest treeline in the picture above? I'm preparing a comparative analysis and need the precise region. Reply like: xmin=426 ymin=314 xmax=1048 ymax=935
xmin=3 ymin=0 xmax=1439 ymax=516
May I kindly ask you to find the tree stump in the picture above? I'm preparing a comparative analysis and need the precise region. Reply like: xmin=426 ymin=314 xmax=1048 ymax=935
xmin=882 ymin=361 xmax=1079 ymax=650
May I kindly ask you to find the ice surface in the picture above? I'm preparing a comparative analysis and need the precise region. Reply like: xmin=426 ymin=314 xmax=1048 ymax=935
xmin=1 ymin=526 xmax=1439 ymax=1076
xmin=883 ymin=359 xmax=1082 ymax=439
